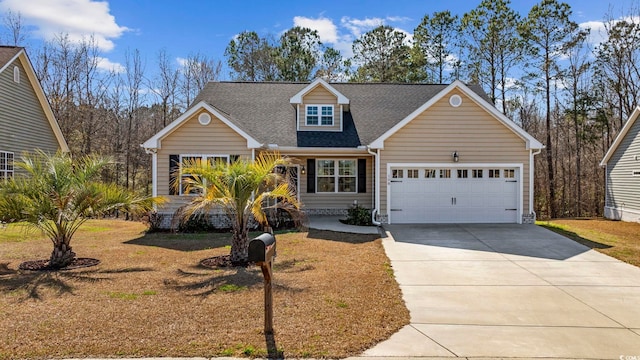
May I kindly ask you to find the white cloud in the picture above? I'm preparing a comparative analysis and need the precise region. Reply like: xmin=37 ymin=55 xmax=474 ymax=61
xmin=293 ymin=16 xmax=338 ymax=43
xmin=96 ymin=56 xmax=124 ymax=73
xmin=340 ymin=16 xmax=384 ymax=38
xmin=0 ymin=0 xmax=128 ymax=51
xmin=176 ymin=57 xmax=188 ymax=67
xmin=579 ymin=20 xmax=607 ymax=47
xmin=386 ymin=16 xmax=412 ymax=23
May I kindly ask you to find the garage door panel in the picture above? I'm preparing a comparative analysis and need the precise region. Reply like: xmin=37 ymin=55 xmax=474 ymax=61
xmin=390 ymin=166 xmax=519 ymax=224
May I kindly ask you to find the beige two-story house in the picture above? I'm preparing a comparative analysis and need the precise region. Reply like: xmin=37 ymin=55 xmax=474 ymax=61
xmin=143 ymin=79 xmax=544 ymax=226
xmin=0 ymin=46 xmax=69 ymax=180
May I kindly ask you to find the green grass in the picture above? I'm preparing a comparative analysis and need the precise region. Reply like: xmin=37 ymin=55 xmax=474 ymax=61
xmin=0 ymin=223 xmax=41 ymax=243
xmin=0 ymin=220 xmax=111 ymax=244
xmin=107 ymin=290 xmax=157 ymax=300
xmin=218 ymin=284 xmax=247 ymax=292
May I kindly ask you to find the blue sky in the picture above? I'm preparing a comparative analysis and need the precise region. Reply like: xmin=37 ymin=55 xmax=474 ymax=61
xmin=0 ymin=0 xmax=637 ymax=79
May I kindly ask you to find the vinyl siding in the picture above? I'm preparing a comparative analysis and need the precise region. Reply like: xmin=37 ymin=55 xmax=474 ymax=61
xmin=379 ymin=90 xmax=531 ymax=215
xmin=156 ymin=110 xmax=252 ymax=213
xmin=0 ymin=59 xmax=61 ymax=164
xmin=606 ymin=117 xmax=640 ymax=212
xmin=299 ymin=156 xmax=373 ymax=210
xmin=298 ymin=85 xmax=341 ymax=131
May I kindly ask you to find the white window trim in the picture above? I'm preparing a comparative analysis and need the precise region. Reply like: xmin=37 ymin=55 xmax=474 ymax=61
xmin=316 ymin=159 xmax=357 ymax=194
xmin=305 ymin=104 xmax=334 ymax=126
xmin=13 ymin=66 xmax=19 ymax=83
xmin=179 ymin=154 xmax=229 ymax=196
xmin=0 ymin=151 xmax=14 ymax=181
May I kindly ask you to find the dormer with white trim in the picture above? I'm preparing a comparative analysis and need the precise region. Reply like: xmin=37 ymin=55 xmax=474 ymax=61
xmin=290 ymin=78 xmax=349 ymax=132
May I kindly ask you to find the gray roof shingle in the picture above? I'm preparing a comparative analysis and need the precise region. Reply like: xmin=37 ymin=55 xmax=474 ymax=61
xmin=0 ymin=46 xmax=22 ymax=69
xmin=192 ymin=81 xmax=492 ymax=148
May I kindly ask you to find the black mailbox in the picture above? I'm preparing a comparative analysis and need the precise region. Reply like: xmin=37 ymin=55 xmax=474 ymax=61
xmin=248 ymin=233 xmax=276 ymax=263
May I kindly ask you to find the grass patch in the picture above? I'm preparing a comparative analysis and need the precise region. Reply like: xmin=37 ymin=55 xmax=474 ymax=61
xmin=218 ymin=284 xmax=246 ymax=292
xmin=0 ymin=220 xmax=407 ymax=358
xmin=539 ymin=218 xmax=640 ymax=267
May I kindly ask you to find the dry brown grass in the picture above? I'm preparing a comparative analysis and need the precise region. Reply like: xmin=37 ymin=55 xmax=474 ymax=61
xmin=539 ymin=218 xmax=640 ymax=267
xmin=0 ymin=220 xmax=408 ymax=359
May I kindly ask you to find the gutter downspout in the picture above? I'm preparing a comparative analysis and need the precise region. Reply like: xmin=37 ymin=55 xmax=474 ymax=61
xmin=530 ymin=148 xmax=543 ymax=221
xmin=367 ymin=146 xmax=381 ymax=226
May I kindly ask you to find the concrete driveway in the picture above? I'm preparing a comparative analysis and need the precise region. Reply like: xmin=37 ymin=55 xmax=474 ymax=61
xmin=359 ymin=224 xmax=640 ymax=359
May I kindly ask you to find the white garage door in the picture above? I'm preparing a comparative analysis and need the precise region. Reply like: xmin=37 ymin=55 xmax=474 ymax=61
xmin=389 ymin=166 xmax=519 ymax=223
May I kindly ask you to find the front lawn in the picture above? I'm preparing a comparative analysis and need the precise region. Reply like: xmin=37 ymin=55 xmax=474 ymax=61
xmin=538 ymin=218 xmax=640 ymax=267
xmin=0 ymin=220 xmax=408 ymax=359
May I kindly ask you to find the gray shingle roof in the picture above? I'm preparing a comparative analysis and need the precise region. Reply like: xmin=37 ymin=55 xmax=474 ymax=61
xmin=0 ymin=46 xmax=22 ymax=69
xmin=192 ymin=81 xmax=492 ymax=148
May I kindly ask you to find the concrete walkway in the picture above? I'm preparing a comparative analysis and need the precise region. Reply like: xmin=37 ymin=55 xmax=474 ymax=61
xmin=307 ymin=215 xmax=381 ymax=235
xmin=351 ymin=223 xmax=640 ymax=359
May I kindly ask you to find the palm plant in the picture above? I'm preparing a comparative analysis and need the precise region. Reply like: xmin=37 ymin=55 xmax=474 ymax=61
xmin=0 ymin=150 xmax=163 ymax=269
xmin=175 ymin=152 xmax=302 ymax=264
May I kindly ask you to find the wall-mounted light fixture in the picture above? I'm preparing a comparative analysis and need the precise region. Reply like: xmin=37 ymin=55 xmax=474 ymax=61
xmin=300 ymin=165 xmax=306 ymax=175
xmin=453 ymin=151 xmax=459 ymax=162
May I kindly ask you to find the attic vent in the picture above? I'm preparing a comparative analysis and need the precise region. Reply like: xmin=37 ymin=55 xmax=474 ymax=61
xmin=198 ymin=113 xmax=211 ymax=125
xmin=449 ymin=94 xmax=462 ymax=107
xmin=13 ymin=66 xmax=20 ymax=83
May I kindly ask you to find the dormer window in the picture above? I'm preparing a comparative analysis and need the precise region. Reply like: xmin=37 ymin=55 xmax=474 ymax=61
xmin=306 ymin=105 xmax=333 ymax=126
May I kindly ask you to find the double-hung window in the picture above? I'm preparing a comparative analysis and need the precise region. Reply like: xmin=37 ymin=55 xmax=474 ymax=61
xmin=317 ymin=159 xmax=356 ymax=193
xmin=0 ymin=151 xmax=14 ymax=181
xmin=180 ymin=154 xmax=228 ymax=195
xmin=306 ymin=105 xmax=333 ymax=126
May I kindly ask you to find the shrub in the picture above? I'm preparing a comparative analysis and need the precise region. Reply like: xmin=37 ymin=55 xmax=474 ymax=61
xmin=344 ymin=204 xmax=372 ymax=226
xmin=177 ymin=214 xmax=217 ymax=233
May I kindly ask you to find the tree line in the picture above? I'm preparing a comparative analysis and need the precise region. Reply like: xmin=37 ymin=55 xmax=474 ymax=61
xmin=2 ymin=0 xmax=639 ymax=219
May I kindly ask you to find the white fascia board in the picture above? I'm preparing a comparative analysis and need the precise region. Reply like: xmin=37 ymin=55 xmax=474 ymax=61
xmin=142 ymin=101 xmax=262 ymax=149
xmin=600 ymin=106 xmax=640 ymax=167
xmin=273 ymin=146 xmax=370 ymax=155
xmin=369 ymin=80 xmax=544 ymax=151
xmin=289 ymin=78 xmax=349 ymax=104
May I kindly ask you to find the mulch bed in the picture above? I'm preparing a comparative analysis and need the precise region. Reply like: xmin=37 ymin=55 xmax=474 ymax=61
xmin=18 ymin=258 xmax=101 ymax=271
xmin=199 ymin=255 xmax=251 ymax=268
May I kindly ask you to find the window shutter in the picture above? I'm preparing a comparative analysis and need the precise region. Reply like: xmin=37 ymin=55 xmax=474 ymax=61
xmin=169 ymin=155 xmax=179 ymax=195
xmin=358 ymin=158 xmax=366 ymax=193
xmin=230 ymin=154 xmax=240 ymax=163
xmin=307 ymin=159 xmax=315 ymax=193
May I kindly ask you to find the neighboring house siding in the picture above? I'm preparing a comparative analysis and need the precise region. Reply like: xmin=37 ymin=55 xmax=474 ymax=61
xmin=298 ymin=156 xmax=373 ymax=212
xmin=605 ymin=118 xmax=640 ymax=217
xmin=156 ymin=110 xmax=252 ymax=214
xmin=298 ymin=85 xmax=341 ymax=131
xmin=379 ymin=90 xmax=531 ymax=216
xmin=0 ymin=60 xmax=60 ymax=165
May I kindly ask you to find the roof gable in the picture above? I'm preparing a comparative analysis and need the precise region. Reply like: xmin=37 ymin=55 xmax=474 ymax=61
xmin=290 ymin=78 xmax=349 ymax=104
xmin=369 ymin=80 xmax=544 ymax=150
xmin=142 ymin=101 xmax=262 ymax=149
xmin=601 ymin=106 xmax=640 ymax=166
xmin=0 ymin=46 xmax=69 ymax=152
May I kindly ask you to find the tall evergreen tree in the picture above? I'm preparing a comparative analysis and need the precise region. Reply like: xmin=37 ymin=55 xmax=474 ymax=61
xmin=351 ymin=25 xmax=411 ymax=82
xmin=519 ymin=0 xmax=585 ymax=218
xmin=225 ymin=31 xmax=278 ymax=81
xmin=276 ymin=26 xmax=321 ymax=81
xmin=414 ymin=11 xmax=460 ymax=83
xmin=462 ymin=0 xmax=523 ymax=113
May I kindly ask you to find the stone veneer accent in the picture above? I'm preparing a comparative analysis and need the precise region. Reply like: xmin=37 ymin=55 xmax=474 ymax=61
xmin=522 ymin=212 xmax=536 ymax=224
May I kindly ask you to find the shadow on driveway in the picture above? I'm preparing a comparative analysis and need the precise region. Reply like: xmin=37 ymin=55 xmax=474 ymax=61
xmin=382 ymin=223 xmax=602 ymax=261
